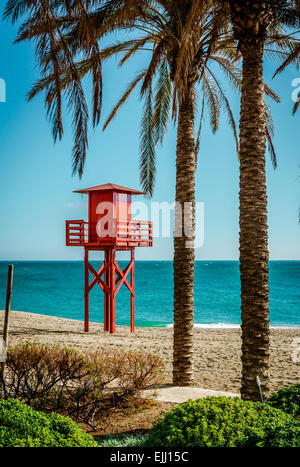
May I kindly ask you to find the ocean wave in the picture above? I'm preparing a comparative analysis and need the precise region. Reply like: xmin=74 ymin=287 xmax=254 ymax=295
xmin=166 ymin=323 xmax=240 ymax=329
xmin=166 ymin=323 xmax=300 ymax=329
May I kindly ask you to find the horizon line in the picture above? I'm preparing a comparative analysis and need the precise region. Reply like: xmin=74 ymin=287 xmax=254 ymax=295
xmin=0 ymin=259 xmax=299 ymax=262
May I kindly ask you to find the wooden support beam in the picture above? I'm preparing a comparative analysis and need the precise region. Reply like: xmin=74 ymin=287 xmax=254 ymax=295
xmin=104 ymin=251 xmax=110 ymax=332
xmin=84 ymin=249 xmax=89 ymax=332
xmin=109 ymin=250 xmax=116 ymax=334
xmin=87 ymin=262 xmax=110 ymax=294
xmin=131 ymin=250 xmax=135 ymax=333
xmin=114 ymin=260 xmax=134 ymax=296
xmin=83 ymin=248 xmax=136 ymax=334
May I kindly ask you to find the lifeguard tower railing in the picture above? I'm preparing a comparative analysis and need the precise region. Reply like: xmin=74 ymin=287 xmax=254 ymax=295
xmin=66 ymin=219 xmax=153 ymax=248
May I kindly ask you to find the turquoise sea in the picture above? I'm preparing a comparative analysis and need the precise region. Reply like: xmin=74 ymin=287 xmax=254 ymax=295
xmin=0 ymin=261 xmax=299 ymax=328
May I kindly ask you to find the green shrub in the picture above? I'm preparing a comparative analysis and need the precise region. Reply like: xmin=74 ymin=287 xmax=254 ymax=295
xmin=0 ymin=399 xmax=98 ymax=447
xmin=147 ymin=397 xmax=300 ymax=447
xmin=267 ymin=384 xmax=300 ymax=418
xmin=97 ymin=434 xmax=148 ymax=447
xmin=1 ymin=343 xmax=162 ymax=429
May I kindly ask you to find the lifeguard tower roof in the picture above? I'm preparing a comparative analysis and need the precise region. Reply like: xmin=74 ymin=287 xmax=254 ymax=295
xmin=74 ymin=183 xmax=145 ymax=195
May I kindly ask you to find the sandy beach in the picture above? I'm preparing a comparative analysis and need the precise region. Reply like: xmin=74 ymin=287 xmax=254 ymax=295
xmin=3 ymin=311 xmax=300 ymax=394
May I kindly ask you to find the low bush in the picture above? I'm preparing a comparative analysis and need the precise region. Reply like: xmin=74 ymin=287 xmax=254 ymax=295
xmin=147 ymin=396 xmax=300 ymax=447
xmin=267 ymin=384 xmax=300 ymax=418
xmin=97 ymin=434 xmax=148 ymax=447
xmin=0 ymin=343 xmax=162 ymax=429
xmin=0 ymin=399 xmax=98 ymax=447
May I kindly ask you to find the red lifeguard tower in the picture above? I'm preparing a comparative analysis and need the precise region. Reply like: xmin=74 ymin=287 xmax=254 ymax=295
xmin=66 ymin=183 xmax=152 ymax=334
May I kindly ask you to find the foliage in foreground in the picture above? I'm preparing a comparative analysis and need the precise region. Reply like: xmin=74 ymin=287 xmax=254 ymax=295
xmin=97 ymin=434 xmax=148 ymax=447
xmin=147 ymin=397 xmax=300 ymax=448
xmin=0 ymin=343 xmax=162 ymax=429
xmin=267 ymin=384 xmax=300 ymax=418
xmin=0 ymin=399 xmax=98 ymax=447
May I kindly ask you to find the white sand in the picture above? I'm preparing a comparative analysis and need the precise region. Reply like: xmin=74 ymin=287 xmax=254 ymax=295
xmin=2 ymin=311 xmax=299 ymax=394
xmin=142 ymin=386 xmax=239 ymax=403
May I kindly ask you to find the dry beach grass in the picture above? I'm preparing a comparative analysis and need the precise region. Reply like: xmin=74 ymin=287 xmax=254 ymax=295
xmin=3 ymin=311 xmax=299 ymax=395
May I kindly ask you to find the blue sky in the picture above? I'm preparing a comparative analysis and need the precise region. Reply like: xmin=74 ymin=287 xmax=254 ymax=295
xmin=0 ymin=6 xmax=299 ymax=261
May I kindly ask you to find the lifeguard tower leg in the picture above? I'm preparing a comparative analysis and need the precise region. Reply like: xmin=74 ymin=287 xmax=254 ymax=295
xmin=109 ymin=249 xmax=116 ymax=334
xmin=84 ymin=248 xmax=89 ymax=332
xmin=104 ymin=250 xmax=110 ymax=331
xmin=131 ymin=250 xmax=135 ymax=333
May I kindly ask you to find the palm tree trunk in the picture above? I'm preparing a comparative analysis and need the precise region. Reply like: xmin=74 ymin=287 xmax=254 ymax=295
xmin=173 ymin=86 xmax=196 ymax=386
xmin=239 ymin=39 xmax=270 ymax=401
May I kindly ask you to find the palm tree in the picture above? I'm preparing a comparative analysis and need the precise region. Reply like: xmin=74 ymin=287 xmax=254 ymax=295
xmin=160 ymin=0 xmax=299 ymax=397
xmin=96 ymin=3 xmax=282 ymax=386
xmin=4 ymin=0 xmax=243 ymax=386
xmin=4 ymin=0 xmax=283 ymax=388
xmin=225 ymin=0 xmax=300 ymax=401
xmin=100 ymin=5 xmax=242 ymax=386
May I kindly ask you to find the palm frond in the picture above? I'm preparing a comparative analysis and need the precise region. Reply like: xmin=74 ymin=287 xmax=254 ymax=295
xmin=152 ymin=60 xmax=172 ymax=144
xmin=27 ymin=56 xmax=99 ymax=101
xmin=140 ymin=85 xmax=156 ymax=197
xmin=274 ymin=42 xmax=300 ymax=76
xmin=141 ymin=37 xmax=169 ymax=95
xmin=3 ymin=0 xmax=34 ymax=23
xmin=265 ymin=104 xmax=277 ymax=169
xmin=68 ymin=80 xmax=89 ymax=178
xmin=195 ymin=87 xmax=205 ymax=159
xmin=119 ymin=36 xmax=151 ymax=67
xmin=275 ymin=6 xmax=300 ymax=29
xmin=212 ymin=55 xmax=242 ymax=91
xmin=264 ymin=47 xmax=299 ymax=62
xmin=69 ymin=0 xmax=103 ymax=127
xmin=206 ymin=66 xmax=239 ymax=157
xmin=203 ymin=73 xmax=220 ymax=134
xmin=91 ymin=49 xmax=102 ymax=127
xmin=264 ymin=83 xmax=281 ymax=103
xmin=103 ymin=69 xmax=147 ymax=130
